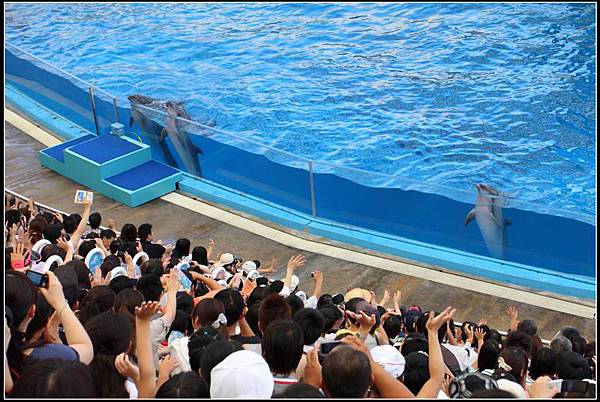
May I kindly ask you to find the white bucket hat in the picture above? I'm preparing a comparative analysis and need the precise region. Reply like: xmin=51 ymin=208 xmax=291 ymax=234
xmin=215 ymin=253 xmax=234 ymax=267
xmin=370 ymin=345 xmax=406 ymax=378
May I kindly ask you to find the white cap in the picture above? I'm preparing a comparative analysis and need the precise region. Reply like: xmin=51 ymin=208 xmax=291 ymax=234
xmin=295 ymin=291 xmax=307 ymax=302
xmin=109 ymin=267 xmax=128 ymax=280
xmin=215 ymin=253 xmax=234 ymax=267
xmin=370 ymin=345 xmax=406 ymax=378
xmin=211 ymin=266 xmax=228 ymax=280
xmin=210 ymin=350 xmax=274 ymax=398
xmin=247 ymin=269 xmax=260 ymax=280
xmin=241 ymin=260 xmax=257 ymax=274
xmin=290 ymin=275 xmax=300 ymax=290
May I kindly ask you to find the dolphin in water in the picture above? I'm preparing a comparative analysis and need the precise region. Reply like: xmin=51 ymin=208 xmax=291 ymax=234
xmin=128 ymin=94 xmax=179 ymax=167
xmin=162 ymin=101 xmax=204 ymax=177
xmin=464 ymin=183 xmax=512 ymax=259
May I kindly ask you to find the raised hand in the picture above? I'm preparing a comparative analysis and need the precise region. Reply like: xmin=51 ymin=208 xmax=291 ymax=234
xmin=135 ymin=301 xmax=161 ymax=321
xmin=10 ymin=242 xmax=25 ymax=265
xmin=464 ymin=324 xmax=474 ymax=344
xmin=379 ymin=289 xmax=390 ymax=307
xmin=106 ymin=218 xmax=116 ymax=230
xmin=477 ymin=317 xmax=488 ymax=326
xmin=158 ymin=355 xmax=179 ymax=378
xmin=426 ymin=307 xmax=456 ymax=332
xmin=91 ymin=268 xmax=103 ymax=288
xmin=302 ymin=344 xmax=323 ymax=389
xmin=56 ymin=237 xmax=70 ymax=252
xmin=474 ymin=327 xmax=486 ymax=344
xmin=527 ymin=376 xmax=560 ymax=399
xmin=287 ymin=254 xmax=306 ymax=272
xmin=38 ymin=271 xmax=67 ymax=310
xmin=115 ymin=352 xmax=140 ymax=382
xmin=347 ymin=310 xmax=376 ymax=332
xmin=506 ymin=305 xmax=518 ymax=322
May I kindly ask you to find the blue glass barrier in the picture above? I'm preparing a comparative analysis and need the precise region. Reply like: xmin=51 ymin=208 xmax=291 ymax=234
xmin=311 ymin=161 xmax=595 ymax=278
xmin=5 ymin=45 xmax=97 ymax=135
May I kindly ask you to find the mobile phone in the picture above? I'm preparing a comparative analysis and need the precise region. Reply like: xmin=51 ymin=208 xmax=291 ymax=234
xmin=74 ymin=190 xmax=93 ymax=204
xmin=26 ymin=270 xmax=50 ymax=288
xmin=548 ymin=379 xmax=563 ymax=393
xmin=310 ymin=271 xmax=315 ymax=277
xmin=319 ymin=341 xmax=343 ymax=355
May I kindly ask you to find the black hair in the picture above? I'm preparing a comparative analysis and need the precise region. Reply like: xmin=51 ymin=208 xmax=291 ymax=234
xmin=247 ymin=285 xmax=269 ymax=309
xmin=495 ymin=347 xmax=529 ymax=386
xmin=262 ymin=320 xmax=304 ymax=376
xmin=245 ymin=302 xmax=261 ymax=338
xmin=155 ymin=372 xmax=209 ymax=398
xmin=137 ymin=223 xmax=153 ymax=242
xmin=136 ymin=274 xmax=164 ymax=302
xmin=571 ymin=336 xmax=587 ymax=355
xmin=319 ymin=304 xmax=343 ymax=334
xmin=84 ymin=311 xmax=134 ymax=397
xmin=274 ymin=382 xmax=324 ymax=398
xmin=172 ymin=238 xmax=191 ymax=259
xmin=11 ymin=358 xmax=99 ymax=398
xmin=322 ymin=345 xmax=371 ymax=398
xmin=401 ymin=332 xmax=428 ymax=357
xmin=100 ymin=229 xmax=116 ymax=241
xmin=478 ymin=339 xmax=502 ymax=371
xmin=505 ymin=330 xmax=533 ymax=357
xmin=383 ymin=315 xmax=402 ymax=340
xmin=317 ymin=294 xmax=334 ymax=309
xmin=191 ymin=246 xmax=209 ymax=266
xmin=530 ymin=347 xmax=557 ymax=380
xmin=188 ymin=326 xmax=225 ymax=373
xmin=517 ymin=319 xmax=538 ymax=336
xmin=556 ymin=351 xmax=592 ymax=380
xmin=114 ymin=288 xmax=144 ymax=315
xmin=120 ymin=223 xmax=137 ymax=243
xmin=88 ymin=212 xmax=102 ymax=230
xmin=213 ymin=288 xmax=245 ymax=326
xmin=176 ymin=292 xmax=194 ymax=315
xmin=416 ymin=311 xmax=446 ymax=343
xmin=470 ymin=389 xmax=517 ymax=398
xmin=258 ymin=293 xmax=291 ymax=334
xmin=5 ymin=270 xmax=38 ymax=375
xmin=192 ymin=298 xmax=226 ymax=332
xmin=487 ymin=328 xmax=503 ymax=345
xmin=62 ymin=215 xmax=77 ymax=234
xmin=168 ymin=309 xmax=192 ymax=339
xmin=24 ymin=295 xmax=54 ymax=350
xmin=200 ymin=340 xmax=243 ymax=384
xmin=402 ymin=351 xmax=430 ymax=394
xmin=293 ymin=308 xmax=325 ymax=346
xmin=287 ymin=294 xmax=304 ymax=317
xmin=40 ymin=244 xmax=66 ymax=262
xmin=140 ymin=258 xmax=164 ymax=277
xmin=78 ymin=239 xmax=97 ymax=259
xmin=78 ymin=286 xmax=117 ymax=326
xmin=109 ymin=275 xmax=137 ymax=296
xmin=109 ymin=239 xmax=121 ymax=255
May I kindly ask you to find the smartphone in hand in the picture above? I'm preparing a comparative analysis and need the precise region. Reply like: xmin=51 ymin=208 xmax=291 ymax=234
xmin=26 ymin=270 xmax=50 ymax=288
xmin=74 ymin=190 xmax=93 ymax=204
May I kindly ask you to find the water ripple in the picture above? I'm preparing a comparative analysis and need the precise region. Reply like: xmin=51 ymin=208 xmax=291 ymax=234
xmin=5 ymin=2 xmax=596 ymax=218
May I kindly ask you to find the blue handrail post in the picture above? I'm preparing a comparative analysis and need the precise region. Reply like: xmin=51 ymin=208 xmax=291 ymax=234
xmin=309 ymin=160 xmax=316 ymax=217
xmin=88 ymin=84 xmax=100 ymax=136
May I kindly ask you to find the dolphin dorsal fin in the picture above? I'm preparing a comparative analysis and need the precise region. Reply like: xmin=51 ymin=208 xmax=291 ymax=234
xmin=465 ymin=209 xmax=477 ymax=226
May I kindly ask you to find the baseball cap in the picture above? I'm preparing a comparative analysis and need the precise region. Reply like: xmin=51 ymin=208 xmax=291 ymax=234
xmin=449 ymin=371 xmax=498 ymax=398
xmin=371 ymin=345 xmax=406 ymax=378
xmin=241 ymin=261 xmax=257 ymax=275
xmin=210 ymin=350 xmax=274 ymax=398
xmin=215 ymin=253 xmax=234 ymax=267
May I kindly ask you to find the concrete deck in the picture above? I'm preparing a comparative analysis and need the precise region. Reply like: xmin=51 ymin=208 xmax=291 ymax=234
xmin=4 ymin=117 xmax=596 ymax=341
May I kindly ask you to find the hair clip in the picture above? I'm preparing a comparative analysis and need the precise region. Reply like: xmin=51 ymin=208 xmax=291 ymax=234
xmin=211 ymin=313 xmax=228 ymax=329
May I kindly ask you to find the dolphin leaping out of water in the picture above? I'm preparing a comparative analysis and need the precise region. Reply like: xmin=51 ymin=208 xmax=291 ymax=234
xmin=465 ymin=183 xmax=511 ymax=259
xmin=162 ymin=101 xmax=204 ymax=178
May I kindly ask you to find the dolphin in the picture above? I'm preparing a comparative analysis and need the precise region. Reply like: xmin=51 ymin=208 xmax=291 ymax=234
xmin=128 ymin=94 xmax=179 ymax=167
xmin=464 ymin=183 xmax=512 ymax=259
xmin=162 ymin=101 xmax=204 ymax=177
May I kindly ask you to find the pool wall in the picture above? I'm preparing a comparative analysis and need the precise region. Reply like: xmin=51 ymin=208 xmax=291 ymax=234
xmin=5 ymin=45 xmax=596 ymax=298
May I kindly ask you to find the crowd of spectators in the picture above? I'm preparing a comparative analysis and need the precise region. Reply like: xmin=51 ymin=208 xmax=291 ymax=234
xmin=4 ymin=192 xmax=597 ymax=398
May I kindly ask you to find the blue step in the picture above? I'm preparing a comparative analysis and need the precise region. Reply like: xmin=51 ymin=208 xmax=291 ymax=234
xmin=103 ymin=161 xmax=183 ymax=207
xmin=40 ymin=134 xmax=96 ymax=172
xmin=63 ymin=134 xmax=152 ymax=180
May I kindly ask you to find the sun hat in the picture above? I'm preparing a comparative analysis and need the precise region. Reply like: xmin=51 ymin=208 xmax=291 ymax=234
xmin=344 ymin=288 xmax=372 ymax=303
xmin=210 ymin=350 xmax=274 ymax=398
xmin=449 ymin=371 xmax=498 ymax=398
xmin=370 ymin=345 xmax=406 ymax=378
xmin=215 ymin=253 xmax=234 ymax=267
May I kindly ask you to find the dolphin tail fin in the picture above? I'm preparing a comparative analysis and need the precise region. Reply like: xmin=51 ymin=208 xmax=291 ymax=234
xmin=465 ymin=209 xmax=477 ymax=226
xmin=504 ymin=218 xmax=512 ymax=226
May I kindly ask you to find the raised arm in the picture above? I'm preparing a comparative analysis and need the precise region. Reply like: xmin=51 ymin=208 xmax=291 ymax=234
xmin=70 ymin=200 xmax=92 ymax=253
xmin=39 ymin=271 xmax=94 ymax=364
xmin=311 ymin=270 xmax=323 ymax=300
xmin=417 ymin=307 xmax=456 ymax=398
xmin=161 ymin=273 xmax=180 ymax=327
xmin=284 ymin=254 xmax=306 ymax=289
xmin=189 ymin=270 xmax=224 ymax=292
xmin=135 ymin=301 xmax=161 ymax=398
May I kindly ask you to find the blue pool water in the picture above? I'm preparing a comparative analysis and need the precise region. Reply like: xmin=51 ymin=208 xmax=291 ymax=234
xmin=5 ymin=2 xmax=596 ymax=220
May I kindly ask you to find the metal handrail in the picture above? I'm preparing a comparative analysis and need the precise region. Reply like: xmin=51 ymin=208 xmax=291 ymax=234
xmin=4 ymin=188 xmax=120 ymax=235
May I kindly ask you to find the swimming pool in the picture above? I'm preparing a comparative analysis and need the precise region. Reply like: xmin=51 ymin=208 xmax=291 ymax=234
xmin=5 ymin=2 xmax=596 ymax=220
xmin=4 ymin=3 xmax=596 ymax=296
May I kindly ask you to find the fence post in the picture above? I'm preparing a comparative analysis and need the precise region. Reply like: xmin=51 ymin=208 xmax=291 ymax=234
xmin=112 ymin=97 xmax=119 ymax=125
xmin=88 ymin=84 xmax=100 ymax=136
xmin=309 ymin=161 xmax=316 ymax=217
